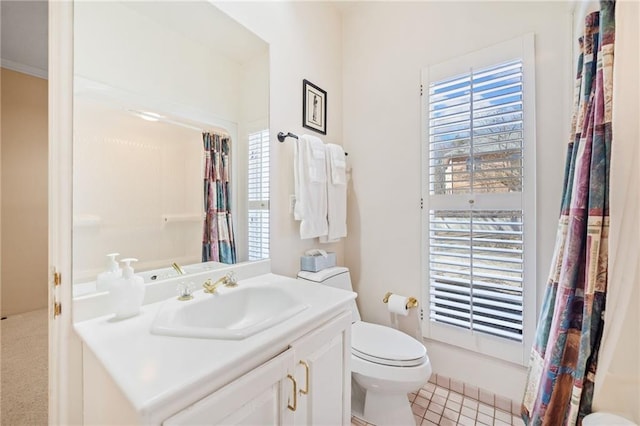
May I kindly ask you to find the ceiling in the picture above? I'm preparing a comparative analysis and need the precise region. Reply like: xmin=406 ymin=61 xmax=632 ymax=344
xmin=0 ymin=1 xmax=267 ymax=80
xmin=119 ymin=2 xmax=267 ymax=65
xmin=0 ymin=0 xmax=49 ymax=77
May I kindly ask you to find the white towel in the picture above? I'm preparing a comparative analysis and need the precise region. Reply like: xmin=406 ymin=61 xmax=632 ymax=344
xmin=328 ymin=144 xmax=347 ymax=185
xmin=293 ymin=138 xmax=303 ymax=220
xmin=307 ymin=142 xmax=327 ymax=183
xmin=320 ymin=143 xmax=347 ymax=243
xmin=294 ymin=135 xmax=328 ymax=239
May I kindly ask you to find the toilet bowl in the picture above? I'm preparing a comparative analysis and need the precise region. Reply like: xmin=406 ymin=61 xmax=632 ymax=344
xmin=298 ymin=267 xmax=432 ymax=426
xmin=583 ymin=412 xmax=637 ymax=426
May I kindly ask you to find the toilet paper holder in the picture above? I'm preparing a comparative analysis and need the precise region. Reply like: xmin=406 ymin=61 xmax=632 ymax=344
xmin=383 ymin=292 xmax=419 ymax=309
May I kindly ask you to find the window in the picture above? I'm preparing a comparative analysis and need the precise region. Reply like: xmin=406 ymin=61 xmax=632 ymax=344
xmin=247 ymin=129 xmax=270 ymax=261
xmin=421 ymin=35 xmax=536 ymax=364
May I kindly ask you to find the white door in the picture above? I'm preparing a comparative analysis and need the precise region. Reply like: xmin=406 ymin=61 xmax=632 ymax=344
xmin=48 ymin=2 xmax=75 ymax=424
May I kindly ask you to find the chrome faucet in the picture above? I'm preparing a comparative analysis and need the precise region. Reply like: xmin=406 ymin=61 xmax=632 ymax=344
xmin=203 ymin=272 xmax=238 ymax=294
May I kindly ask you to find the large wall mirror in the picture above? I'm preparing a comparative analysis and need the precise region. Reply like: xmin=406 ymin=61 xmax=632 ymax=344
xmin=72 ymin=1 xmax=269 ymax=295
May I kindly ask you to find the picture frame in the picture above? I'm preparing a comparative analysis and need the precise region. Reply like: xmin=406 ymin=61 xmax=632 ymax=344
xmin=302 ymin=79 xmax=327 ymax=135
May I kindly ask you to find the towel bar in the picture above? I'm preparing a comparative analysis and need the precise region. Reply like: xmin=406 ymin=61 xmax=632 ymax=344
xmin=277 ymin=131 xmax=348 ymax=156
xmin=277 ymin=131 xmax=298 ymax=142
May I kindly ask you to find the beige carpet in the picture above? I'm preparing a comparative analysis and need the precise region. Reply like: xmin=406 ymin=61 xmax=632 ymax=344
xmin=1 ymin=308 xmax=48 ymax=426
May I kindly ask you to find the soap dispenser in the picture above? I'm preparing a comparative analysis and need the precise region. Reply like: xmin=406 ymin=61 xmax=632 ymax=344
xmin=96 ymin=253 xmax=122 ymax=293
xmin=109 ymin=258 xmax=145 ymax=320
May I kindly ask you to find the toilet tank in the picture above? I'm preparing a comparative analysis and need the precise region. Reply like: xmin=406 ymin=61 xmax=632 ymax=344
xmin=297 ymin=266 xmax=361 ymax=322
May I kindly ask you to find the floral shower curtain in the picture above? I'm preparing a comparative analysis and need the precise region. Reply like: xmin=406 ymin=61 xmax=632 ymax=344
xmin=522 ymin=1 xmax=615 ymax=425
xmin=202 ymin=132 xmax=236 ymax=264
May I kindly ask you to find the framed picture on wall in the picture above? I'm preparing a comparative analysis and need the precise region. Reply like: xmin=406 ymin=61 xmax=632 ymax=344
xmin=302 ymin=79 xmax=327 ymax=135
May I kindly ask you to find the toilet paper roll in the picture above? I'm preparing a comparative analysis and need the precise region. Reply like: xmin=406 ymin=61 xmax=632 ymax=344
xmin=387 ymin=294 xmax=409 ymax=316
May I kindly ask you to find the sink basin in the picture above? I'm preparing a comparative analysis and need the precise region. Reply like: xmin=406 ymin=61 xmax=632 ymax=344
xmin=150 ymin=286 xmax=309 ymax=340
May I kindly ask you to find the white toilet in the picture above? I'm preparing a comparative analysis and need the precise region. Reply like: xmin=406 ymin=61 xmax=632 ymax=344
xmin=583 ymin=413 xmax=637 ymax=426
xmin=298 ymin=267 xmax=432 ymax=426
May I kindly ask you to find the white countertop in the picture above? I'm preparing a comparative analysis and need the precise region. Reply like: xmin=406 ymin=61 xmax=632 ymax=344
xmin=74 ymin=272 xmax=356 ymax=424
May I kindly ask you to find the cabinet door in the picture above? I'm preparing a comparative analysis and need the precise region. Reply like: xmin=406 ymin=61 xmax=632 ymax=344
xmin=292 ymin=311 xmax=352 ymax=426
xmin=163 ymin=349 xmax=296 ymax=426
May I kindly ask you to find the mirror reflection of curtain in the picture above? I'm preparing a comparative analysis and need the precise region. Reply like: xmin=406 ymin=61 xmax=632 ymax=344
xmin=202 ymin=132 xmax=236 ymax=264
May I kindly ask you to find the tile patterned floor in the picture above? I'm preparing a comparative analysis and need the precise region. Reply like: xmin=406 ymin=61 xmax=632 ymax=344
xmin=351 ymin=381 xmax=525 ymax=426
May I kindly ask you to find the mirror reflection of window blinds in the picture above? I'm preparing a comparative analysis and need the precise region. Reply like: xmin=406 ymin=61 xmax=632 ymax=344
xmin=247 ymin=129 xmax=270 ymax=260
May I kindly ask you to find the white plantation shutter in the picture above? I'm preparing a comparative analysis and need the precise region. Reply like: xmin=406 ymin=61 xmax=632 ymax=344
xmin=422 ymin=35 xmax=536 ymax=362
xmin=248 ymin=129 xmax=269 ymax=260
xmin=428 ymin=60 xmax=523 ymax=196
xmin=429 ymin=210 xmax=524 ymax=341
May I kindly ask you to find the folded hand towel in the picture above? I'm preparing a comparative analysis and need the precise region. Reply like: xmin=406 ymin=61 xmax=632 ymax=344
xmin=306 ymin=136 xmax=327 ymax=183
xmin=328 ymin=144 xmax=347 ymax=185
xmin=320 ymin=143 xmax=347 ymax=243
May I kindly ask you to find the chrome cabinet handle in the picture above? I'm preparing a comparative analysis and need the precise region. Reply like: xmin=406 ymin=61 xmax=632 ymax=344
xmin=287 ymin=374 xmax=297 ymax=411
xmin=299 ymin=361 xmax=310 ymax=395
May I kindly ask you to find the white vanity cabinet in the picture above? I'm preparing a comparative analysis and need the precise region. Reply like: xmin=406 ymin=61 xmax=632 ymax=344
xmin=81 ymin=307 xmax=352 ymax=425
xmin=77 ymin=271 xmax=357 ymax=425
xmin=162 ymin=311 xmax=352 ymax=426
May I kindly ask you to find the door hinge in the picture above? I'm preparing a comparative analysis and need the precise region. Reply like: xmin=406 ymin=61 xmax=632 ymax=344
xmin=420 ymin=84 xmax=423 ymax=96
xmin=420 ymin=198 xmax=424 ymax=209
xmin=53 ymin=267 xmax=62 ymax=318
xmin=420 ymin=308 xmax=424 ymax=321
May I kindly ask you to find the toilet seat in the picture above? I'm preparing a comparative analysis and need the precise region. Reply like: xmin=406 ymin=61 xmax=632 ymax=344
xmin=352 ymin=321 xmax=427 ymax=367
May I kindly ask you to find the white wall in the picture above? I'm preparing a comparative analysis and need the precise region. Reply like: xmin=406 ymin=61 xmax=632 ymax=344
xmin=342 ymin=1 xmax=572 ymax=399
xmin=213 ymin=1 xmax=345 ymax=276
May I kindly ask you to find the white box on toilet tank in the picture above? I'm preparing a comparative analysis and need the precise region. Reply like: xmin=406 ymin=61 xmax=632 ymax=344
xmin=300 ymin=252 xmax=336 ymax=272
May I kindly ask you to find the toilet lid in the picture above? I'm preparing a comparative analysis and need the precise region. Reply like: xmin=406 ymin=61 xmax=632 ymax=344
xmin=351 ymin=321 xmax=427 ymax=367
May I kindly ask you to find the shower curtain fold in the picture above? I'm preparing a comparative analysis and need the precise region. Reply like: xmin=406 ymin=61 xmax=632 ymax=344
xmin=522 ymin=1 xmax=615 ymax=424
xmin=202 ymin=132 xmax=236 ymax=264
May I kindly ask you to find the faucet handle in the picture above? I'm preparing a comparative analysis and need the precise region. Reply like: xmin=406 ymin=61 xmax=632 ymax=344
xmin=203 ymin=278 xmax=216 ymax=294
xmin=177 ymin=281 xmax=194 ymax=301
xmin=225 ymin=271 xmax=238 ymax=287
xmin=202 ymin=272 xmax=237 ymax=294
